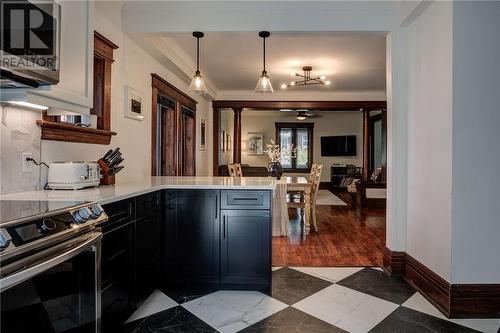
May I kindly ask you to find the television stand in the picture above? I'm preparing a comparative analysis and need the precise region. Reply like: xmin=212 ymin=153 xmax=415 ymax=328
xmin=330 ymin=164 xmax=362 ymax=191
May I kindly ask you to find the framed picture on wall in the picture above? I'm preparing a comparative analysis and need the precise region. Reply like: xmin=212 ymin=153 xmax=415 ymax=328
xmin=125 ymin=86 xmax=144 ymax=120
xmin=247 ymin=133 xmax=264 ymax=155
xmin=200 ymin=118 xmax=206 ymax=150
xmin=220 ymin=130 xmax=226 ymax=152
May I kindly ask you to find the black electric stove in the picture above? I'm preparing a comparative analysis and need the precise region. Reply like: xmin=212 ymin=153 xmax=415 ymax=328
xmin=0 ymin=200 xmax=87 ymax=225
xmin=0 ymin=200 xmax=106 ymax=333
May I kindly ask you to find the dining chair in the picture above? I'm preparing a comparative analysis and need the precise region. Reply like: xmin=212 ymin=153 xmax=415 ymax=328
xmin=286 ymin=164 xmax=323 ymax=233
xmin=227 ymin=164 xmax=236 ymax=177
xmin=227 ymin=164 xmax=243 ymax=177
xmin=234 ymin=164 xmax=243 ymax=177
xmin=310 ymin=164 xmax=323 ymax=231
xmin=308 ymin=163 xmax=318 ymax=182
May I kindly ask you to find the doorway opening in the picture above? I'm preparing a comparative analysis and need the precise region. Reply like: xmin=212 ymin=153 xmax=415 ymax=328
xmin=151 ymin=74 xmax=197 ymax=176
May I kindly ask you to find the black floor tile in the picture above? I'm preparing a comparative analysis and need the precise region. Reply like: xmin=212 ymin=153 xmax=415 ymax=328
xmin=337 ymin=267 xmax=415 ymax=304
xmin=159 ymin=287 xmax=216 ymax=304
xmin=122 ymin=306 xmax=216 ymax=333
xmin=241 ymin=306 xmax=347 ymax=333
xmin=272 ymin=267 xmax=332 ymax=305
xmin=369 ymin=306 xmax=481 ymax=333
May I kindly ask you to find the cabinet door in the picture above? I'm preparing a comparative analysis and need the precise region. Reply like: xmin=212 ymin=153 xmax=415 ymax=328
xmin=220 ymin=210 xmax=271 ymax=288
xmin=101 ymin=221 xmax=135 ymax=330
xmin=165 ymin=190 xmax=219 ymax=286
xmin=28 ymin=0 xmax=93 ymax=113
xmin=135 ymin=211 xmax=160 ymax=302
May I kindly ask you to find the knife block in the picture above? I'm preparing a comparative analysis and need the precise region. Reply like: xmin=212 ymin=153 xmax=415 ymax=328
xmin=98 ymin=159 xmax=115 ymax=186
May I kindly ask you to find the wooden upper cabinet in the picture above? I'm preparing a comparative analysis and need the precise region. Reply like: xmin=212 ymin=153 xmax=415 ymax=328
xmin=38 ymin=31 xmax=118 ymax=145
xmin=92 ymin=32 xmax=118 ymax=132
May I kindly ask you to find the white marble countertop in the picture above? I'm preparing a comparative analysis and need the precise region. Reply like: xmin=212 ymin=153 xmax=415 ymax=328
xmin=0 ymin=177 xmax=278 ymax=205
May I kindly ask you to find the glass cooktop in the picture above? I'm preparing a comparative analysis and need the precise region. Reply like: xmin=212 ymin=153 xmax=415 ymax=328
xmin=0 ymin=200 xmax=87 ymax=225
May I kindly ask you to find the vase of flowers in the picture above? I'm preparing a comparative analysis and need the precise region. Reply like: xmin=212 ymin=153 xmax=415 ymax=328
xmin=265 ymin=141 xmax=296 ymax=179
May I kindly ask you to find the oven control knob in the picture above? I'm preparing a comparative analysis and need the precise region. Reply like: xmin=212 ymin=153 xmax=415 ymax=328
xmin=89 ymin=204 xmax=103 ymax=219
xmin=37 ymin=219 xmax=57 ymax=234
xmin=74 ymin=207 xmax=91 ymax=223
xmin=0 ymin=229 xmax=11 ymax=249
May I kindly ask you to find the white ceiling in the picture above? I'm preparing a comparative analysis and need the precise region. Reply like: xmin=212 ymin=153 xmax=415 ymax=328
xmin=161 ymin=32 xmax=387 ymax=93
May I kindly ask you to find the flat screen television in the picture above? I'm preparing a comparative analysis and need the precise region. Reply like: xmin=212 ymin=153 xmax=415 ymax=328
xmin=321 ymin=135 xmax=357 ymax=156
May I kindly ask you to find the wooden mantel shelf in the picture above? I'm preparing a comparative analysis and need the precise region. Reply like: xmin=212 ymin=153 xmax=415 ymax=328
xmin=36 ymin=120 xmax=117 ymax=145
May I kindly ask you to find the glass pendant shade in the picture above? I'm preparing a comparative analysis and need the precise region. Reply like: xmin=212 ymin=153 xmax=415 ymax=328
xmin=189 ymin=71 xmax=208 ymax=94
xmin=255 ymin=72 xmax=274 ymax=94
xmin=255 ymin=31 xmax=274 ymax=94
xmin=188 ymin=31 xmax=208 ymax=95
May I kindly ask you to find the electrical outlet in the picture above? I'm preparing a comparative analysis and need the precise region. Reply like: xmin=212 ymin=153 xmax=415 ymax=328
xmin=22 ymin=152 xmax=33 ymax=173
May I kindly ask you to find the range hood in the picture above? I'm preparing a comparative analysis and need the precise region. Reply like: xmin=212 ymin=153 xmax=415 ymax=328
xmin=0 ymin=0 xmax=61 ymax=89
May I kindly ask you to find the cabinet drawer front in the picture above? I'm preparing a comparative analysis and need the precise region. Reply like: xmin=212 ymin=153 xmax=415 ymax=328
xmin=221 ymin=190 xmax=270 ymax=210
xmin=101 ymin=199 xmax=134 ymax=228
xmin=136 ymin=191 xmax=160 ymax=215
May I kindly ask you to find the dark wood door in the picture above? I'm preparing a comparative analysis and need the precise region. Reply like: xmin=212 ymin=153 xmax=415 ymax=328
xmin=180 ymin=107 xmax=196 ymax=176
xmin=157 ymin=96 xmax=177 ymax=176
xmin=220 ymin=210 xmax=271 ymax=288
xmin=164 ymin=190 xmax=219 ymax=286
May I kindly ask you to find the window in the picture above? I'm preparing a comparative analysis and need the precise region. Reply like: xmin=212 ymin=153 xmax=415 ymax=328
xmin=275 ymin=122 xmax=314 ymax=171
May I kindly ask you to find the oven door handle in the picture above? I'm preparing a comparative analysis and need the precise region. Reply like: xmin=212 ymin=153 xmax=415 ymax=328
xmin=0 ymin=232 xmax=102 ymax=292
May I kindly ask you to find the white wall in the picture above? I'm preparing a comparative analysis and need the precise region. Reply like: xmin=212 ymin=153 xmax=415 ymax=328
xmin=239 ymin=111 xmax=363 ymax=182
xmin=405 ymin=1 xmax=453 ymax=281
xmin=41 ymin=2 xmax=212 ymax=184
xmin=450 ymin=2 xmax=500 ymax=284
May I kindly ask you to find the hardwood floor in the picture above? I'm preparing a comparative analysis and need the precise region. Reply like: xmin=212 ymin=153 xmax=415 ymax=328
xmin=272 ymin=193 xmax=386 ymax=267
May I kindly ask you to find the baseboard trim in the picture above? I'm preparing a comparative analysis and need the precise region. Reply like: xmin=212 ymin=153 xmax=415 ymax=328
xmin=384 ymin=247 xmax=500 ymax=318
xmin=404 ymin=254 xmax=451 ymax=317
xmin=382 ymin=246 xmax=405 ymax=276
xmin=450 ymin=284 xmax=500 ymax=318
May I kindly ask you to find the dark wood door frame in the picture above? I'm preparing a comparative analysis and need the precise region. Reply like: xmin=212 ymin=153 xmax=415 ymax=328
xmin=151 ymin=74 xmax=197 ymax=176
xmin=211 ymin=100 xmax=387 ymax=176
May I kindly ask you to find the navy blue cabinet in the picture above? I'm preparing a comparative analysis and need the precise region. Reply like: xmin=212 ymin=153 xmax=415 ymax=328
xmin=220 ymin=209 xmax=271 ymax=291
xmin=100 ymin=199 xmax=135 ymax=332
xmin=135 ymin=192 xmax=161 ymax=302
xmin=164 ymin=190 xmax=220 ymax=287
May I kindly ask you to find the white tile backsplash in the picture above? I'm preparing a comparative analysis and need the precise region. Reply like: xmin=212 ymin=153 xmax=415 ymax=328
xmin=0 ymin=106 xmax=43 ymax=194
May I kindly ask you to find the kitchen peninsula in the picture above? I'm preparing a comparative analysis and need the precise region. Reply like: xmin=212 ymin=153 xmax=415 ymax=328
xmin=0 ymin=176 xmax=276 ymax=330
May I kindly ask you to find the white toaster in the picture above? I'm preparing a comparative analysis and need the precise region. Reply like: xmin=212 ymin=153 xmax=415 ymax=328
xmin=47 ymin=162 xmax=101 ymax=190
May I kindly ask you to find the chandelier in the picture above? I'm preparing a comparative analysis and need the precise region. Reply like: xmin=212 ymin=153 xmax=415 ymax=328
xmin=281 ymin=66 xmax=330 ymax=89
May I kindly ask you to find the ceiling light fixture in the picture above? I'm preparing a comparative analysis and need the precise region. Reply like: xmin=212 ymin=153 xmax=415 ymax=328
xmin=296 ymin=111 xmax=307 ymax=120
xmin=255 ymin=31 xmax=274 ymax=94
xmin=281 ymin=66 xmax=329 ymax=89
xmin=188 ymin=31 xmax=208 ymax=95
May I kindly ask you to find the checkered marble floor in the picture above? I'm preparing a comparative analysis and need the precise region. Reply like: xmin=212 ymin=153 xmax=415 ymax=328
xmin=123 ymin=267 xmax=500 ymax=333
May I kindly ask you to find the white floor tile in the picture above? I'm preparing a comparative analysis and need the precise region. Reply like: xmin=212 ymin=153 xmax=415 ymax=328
xmin=126 ymin=290 xmax=178 ymax=323
xmin=293 ymin=284 xmax=398 ymax=333
xmin=182 ymin=290 xmax=288 ymax=333
xmin=272 ymin=266 xmax=283 ymax=271
xmin=402 ymin=292 xmax=500 ymax=333
xmin=370 ymin=267 xmax=383 ymax=271
xmin=290 ymin=267 xmax=363 ymax=283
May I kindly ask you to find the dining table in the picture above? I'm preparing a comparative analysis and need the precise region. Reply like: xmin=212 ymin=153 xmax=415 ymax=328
xmin=284 ymin=176 xmax=313 ymax=235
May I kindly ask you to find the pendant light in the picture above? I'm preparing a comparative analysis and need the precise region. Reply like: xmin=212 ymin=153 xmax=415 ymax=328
xmin=255 ymin=31 xmax=274 ymax=94
xmin=188 ymin=31 xmax=208 ymax=95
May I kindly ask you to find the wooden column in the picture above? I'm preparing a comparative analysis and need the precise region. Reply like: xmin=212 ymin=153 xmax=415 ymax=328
xmin=233 ymin=108 xmax=242 ymax=164
xmin=362 ymin=109 xmax=371 ymax=181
